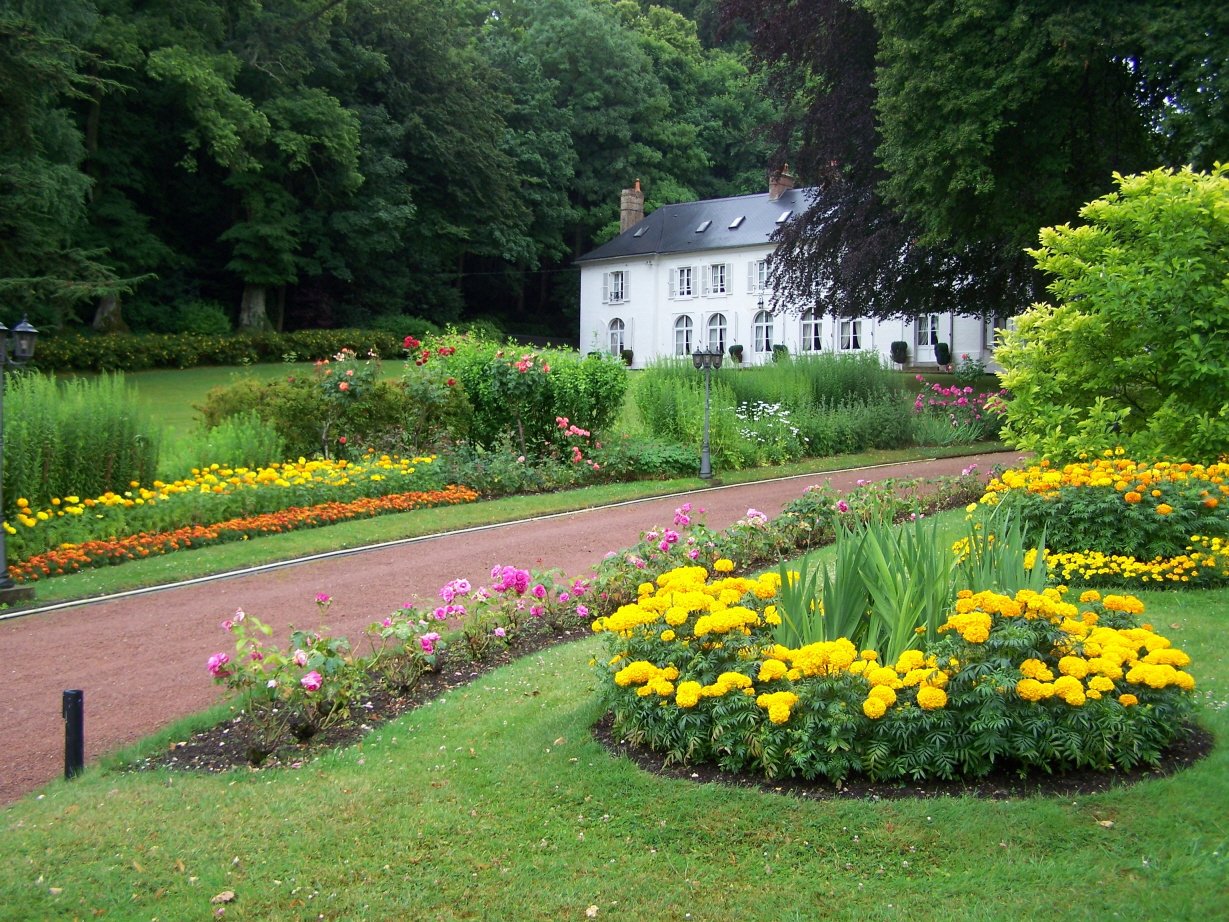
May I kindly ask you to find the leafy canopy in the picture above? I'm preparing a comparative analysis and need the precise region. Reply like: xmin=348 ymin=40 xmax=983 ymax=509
xmin=997 ymin=164 xmax=1229 ymax=463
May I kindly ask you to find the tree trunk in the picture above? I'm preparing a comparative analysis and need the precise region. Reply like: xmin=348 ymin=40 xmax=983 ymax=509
xmin=92 ymin=292 xmax=127 ymax=333
xmin=238 ymin=284 xmax=272 ymax=330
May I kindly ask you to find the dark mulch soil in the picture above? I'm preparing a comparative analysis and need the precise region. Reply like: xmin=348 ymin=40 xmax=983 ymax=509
xmin=131 ymin=625 xmax=595 ymax=775
xmin=133 ymin=628 xmax=1214 ymax=801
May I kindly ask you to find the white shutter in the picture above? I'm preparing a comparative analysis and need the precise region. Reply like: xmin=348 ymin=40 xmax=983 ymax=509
xmin=746 ymin=261 xmax=755 ymax=293
xmin=668 ymin=271 xmax=677 ymax=299
xmin=701 ymin=265 xmax=711 ymax=296
xmin=601 ymin=273 xmax=609 ymax=304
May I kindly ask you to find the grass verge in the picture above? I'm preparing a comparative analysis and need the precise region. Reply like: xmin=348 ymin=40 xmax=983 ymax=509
xmin=0 ymin=583 xmax=1224 ymax=921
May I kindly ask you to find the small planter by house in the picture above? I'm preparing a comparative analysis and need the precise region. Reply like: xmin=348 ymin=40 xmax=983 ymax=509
xmin=620 ymin=348 xmax=634 ymax=367
xmin=934 ymin=342 xmax=952 ymax=367
xmin=771 ymin=344 xmax=789 ymax=363
xmin=727 ymin=344 xmax=744 ymax=365
xmin=890 ymin=340 xmax=909 ymax=366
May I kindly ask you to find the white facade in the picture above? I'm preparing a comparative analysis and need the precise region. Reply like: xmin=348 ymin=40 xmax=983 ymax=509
xmin=577 ymin=184 xmax=998 ymax=370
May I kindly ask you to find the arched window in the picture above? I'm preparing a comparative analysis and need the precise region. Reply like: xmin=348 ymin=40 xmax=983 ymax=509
xmin=608 ymin=318 xmax=625 ymax=355
xmin=707 ymin=313 xmax=727 ymax=353
xmin=753 ymin=310 xmax=773 ymax=353
xmin=800 ymin=309 xmax=822 ymax=352
xmin=674 ymin=315 xmax=694 ymax=355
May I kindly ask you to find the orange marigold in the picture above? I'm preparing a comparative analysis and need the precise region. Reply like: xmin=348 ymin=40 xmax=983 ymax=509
xmin=1124 ymin=492 xmax=1142 ymax=503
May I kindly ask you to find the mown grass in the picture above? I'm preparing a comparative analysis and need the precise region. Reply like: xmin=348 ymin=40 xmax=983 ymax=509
xmin=1 ymin=580 xmax=1225 ymax=921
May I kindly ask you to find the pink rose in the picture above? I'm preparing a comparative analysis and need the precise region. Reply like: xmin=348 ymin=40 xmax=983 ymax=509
xmin=338 ymin=381 xmax=350 ymax=391
xmin=292 ymin=649 xmax=309 ymax=667
xmin=207 ymin=652 xmax=231 ymax=677
xmin=300 ymin=671 xmax=323 ymax=692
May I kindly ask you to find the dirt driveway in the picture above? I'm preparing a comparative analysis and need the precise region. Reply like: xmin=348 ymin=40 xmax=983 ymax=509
xmin=0 ymin=450 xmax=1024 ymax=805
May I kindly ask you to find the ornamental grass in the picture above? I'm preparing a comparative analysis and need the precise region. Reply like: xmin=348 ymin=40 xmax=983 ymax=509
xmin=8 ymin=486 xmax=478 ymax=582
xmin=593 ymin=564 xmax=1197 ymax=783
xmin=973 ymin=456 xmax=1229 ymax=587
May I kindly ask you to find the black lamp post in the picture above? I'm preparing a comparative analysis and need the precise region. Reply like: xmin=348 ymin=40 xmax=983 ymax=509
xmin=0 ymin=316 xmax=39 ymax=601
xmin=691 ymin=343 xmax=723 ymax=480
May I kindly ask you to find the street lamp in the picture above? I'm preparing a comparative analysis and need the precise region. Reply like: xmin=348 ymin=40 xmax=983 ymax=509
xmin=0 ymin=316 xmax=39 ymax=602
xmin=691 ymin=342 xmax=723 ymax=480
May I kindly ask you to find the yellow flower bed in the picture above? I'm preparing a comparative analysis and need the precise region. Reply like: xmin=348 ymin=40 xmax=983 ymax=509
xmin=594 ymin=564 xmax=1199 ymax=782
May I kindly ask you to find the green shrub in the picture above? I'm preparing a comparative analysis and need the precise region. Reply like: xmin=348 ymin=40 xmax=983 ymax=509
xmin=999 ymin=164 xmax=1229 ymax=462
xmin=33 ymin=329 xmax=406 ymax=372
xmin=159 ymin=411 xmax=288 ymax=479
xmin=3 ymin=371 xmax=160 ymax=514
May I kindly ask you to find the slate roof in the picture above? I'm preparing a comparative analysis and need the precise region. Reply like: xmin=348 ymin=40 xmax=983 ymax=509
xmin=575 ymin=187 xmax=817 ymax=263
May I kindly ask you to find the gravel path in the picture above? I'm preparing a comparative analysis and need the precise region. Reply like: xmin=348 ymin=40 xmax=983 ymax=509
xmin=0 ymin=450 xmax=1024 ymax=805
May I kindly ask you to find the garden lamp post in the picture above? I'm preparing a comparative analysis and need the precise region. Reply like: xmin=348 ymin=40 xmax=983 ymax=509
xmin=692 ymin=342 xmax=723 ymax=480
xmin=0 ymin=316 xmax=39 ymax=602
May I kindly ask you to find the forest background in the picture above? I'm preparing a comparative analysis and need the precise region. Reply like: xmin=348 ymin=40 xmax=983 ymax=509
xmin=2 ymin=0 xmax=1223 ymax=341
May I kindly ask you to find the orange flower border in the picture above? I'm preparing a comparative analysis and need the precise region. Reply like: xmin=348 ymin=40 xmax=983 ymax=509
xmin=9 ymin=486 xmax=480 ymax=583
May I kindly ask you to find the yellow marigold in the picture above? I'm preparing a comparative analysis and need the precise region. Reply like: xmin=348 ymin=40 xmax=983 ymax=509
xmin=756 ymin=691 xmax=800 ymax=724
xmin=713 ymin=558 xmax=735 ymax=573
xmin=916 ymin=686 xmax=948 ymax=710
xmin=1079 ymin=589 xmax=1102 ymax=603
xmin=866 ymin=665 xmax=903 ymax=689
xmin=614 ymin=660 xmax=670 ymax=687
xmin=1155 ymin=503 xmax=1173 ymax=515
xmin=1088 ymin=676 xmax=1116 ymax=693
xmin=867 ymin=684 xmax=897 ymax=706
xmin=675 ymin=681 xmax=703 ymax=708
xmin=660 ymin=630 xmax=676 ymax=642
xmin=1118 ymin=693 xmax=1139 ymax=706
xmin=1019 ymin=659 xmax=1055 ymax=682
xmin=1143 ymin=648 xmax=1191 ymax=668
xmin=862 ymin=696 xmax=888 ymax=719
xmin=1016 ymin=678 xmax=1047 ymax=702
xmin=1102 ymin=594 xmax=1145 ymax=615
xmin=1057 ymin=656 xmax=1090 ymax=679
xmin=757 ymin=659 xmax=789 ymax=683
xmin=895 ymin=649 xmax=927 ymax=673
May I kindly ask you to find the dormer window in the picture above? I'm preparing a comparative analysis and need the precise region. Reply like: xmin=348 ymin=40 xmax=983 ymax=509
xmin=775 ymin=210 xmax=792 ymax=224
xmin=728 ymin=216 xmax=745 ymax=229
xmin=695 ymin=219 xmax=711 ymax=233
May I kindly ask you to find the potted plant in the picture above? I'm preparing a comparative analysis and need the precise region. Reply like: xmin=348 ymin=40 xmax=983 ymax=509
xmin=934 ymin=342 xmax=952 ymax=367
xmin=727 ymin=344 xmax=744 ymax=364
xmin=771 ymin=343 xmax=789 ymax=363
xmin=619 ymin=348 xmax=634 ymax=367
xmin=890 ymin=340 xmax=909 ymax=366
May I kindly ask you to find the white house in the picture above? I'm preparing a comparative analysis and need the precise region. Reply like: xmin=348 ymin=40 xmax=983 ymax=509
xmin=576 ymin=170 xmax=998 ymax=369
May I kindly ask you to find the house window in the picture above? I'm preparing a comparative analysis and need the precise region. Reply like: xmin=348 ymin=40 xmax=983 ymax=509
xmin=672 ymin=266 xmax=694 ymax=298
xmin=801 ymin=309 xmax=823 ymax=352
xmin=603 ymin=270 xmax=626 ymax=304
xmin=706 ymin=263 xmax=729 ymax=295
xmin=674 ymin=315 xmax=694 ymax=355
xmin=840 ymin=319 xmax=863 ymax=351
xmin=753 ymin=310 xmax=773 ymax=353
xmin=916 ymin=313 xmax=940 ymax=347
xmin=748 ymin=259 xmax=768 ymax=293
xmin=707 ymin=313 xmax=727 ymax=353
xmin=608 ymin=318 xmax=625 ymax=355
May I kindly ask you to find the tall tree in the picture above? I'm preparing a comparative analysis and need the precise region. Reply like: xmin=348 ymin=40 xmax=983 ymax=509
xmin=723 ymin=0 xmax=1227 ymax=321
xmin=0 ymin=0 xmax=140 ymax=328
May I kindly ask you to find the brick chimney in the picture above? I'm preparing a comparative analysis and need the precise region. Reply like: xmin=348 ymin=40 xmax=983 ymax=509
xmin=768 ymin=163 xmax=795 ymax=201
xmin=620 ymin=179 xmax=645 ymax=232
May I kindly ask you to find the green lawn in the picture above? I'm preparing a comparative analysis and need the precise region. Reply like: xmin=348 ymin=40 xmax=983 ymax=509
xmin=1 ymin=582 xmax=1224 ymax=921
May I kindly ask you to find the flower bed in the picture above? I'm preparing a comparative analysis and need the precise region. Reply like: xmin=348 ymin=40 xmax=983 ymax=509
xmin=974 ymin=457 xmax=1229 ymax=587
xmin=592 ymin=565 xmax=1197 ymax=782
xmin=9 ymin=486 xmax=478 ymax=582
xmin=4 ymin=453 xmax=446 ymax=562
